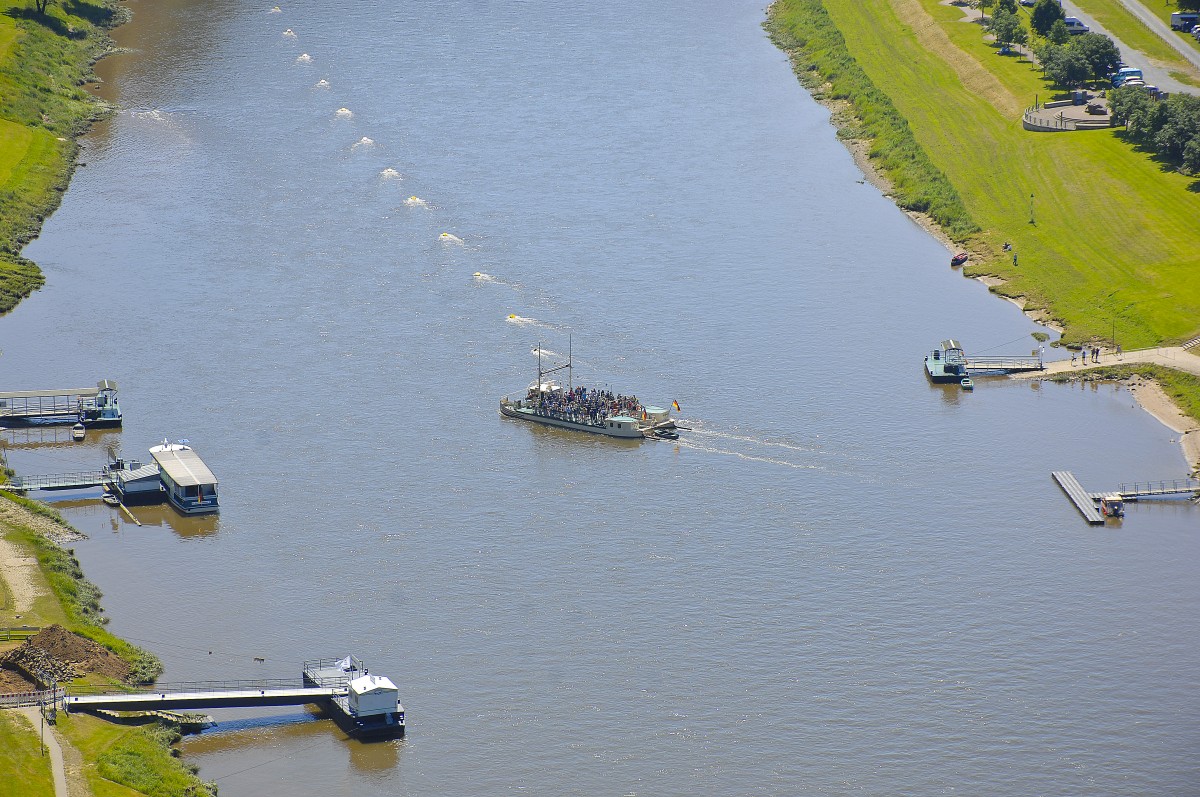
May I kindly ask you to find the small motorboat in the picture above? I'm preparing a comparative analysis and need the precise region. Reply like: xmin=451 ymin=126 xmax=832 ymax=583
xmin=960 ymin=377 xmax=974 ymax=390
xmin=950 ymin=252 xmax=969 ymax=267
xmin=101 ymin=492 xmax=120 ymax=506
xmin=1100 ymin=495 xmax=1124 ymax=518
xmin=71 ymin=423 xmax=86 ymax=440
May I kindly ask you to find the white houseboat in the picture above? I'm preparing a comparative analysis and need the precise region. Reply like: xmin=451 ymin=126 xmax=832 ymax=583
xmin=149 ymin=441 xmax=219 ymax=515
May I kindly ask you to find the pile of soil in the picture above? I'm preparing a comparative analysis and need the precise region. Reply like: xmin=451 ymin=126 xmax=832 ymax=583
xmin=0 ymin=666 xmax=37 ymax=694
xmin=0 ymin=624 xmax=130 ymax=688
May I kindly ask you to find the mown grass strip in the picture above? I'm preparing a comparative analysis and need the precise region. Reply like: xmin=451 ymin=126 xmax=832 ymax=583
xmin=0 ymin=711 xmax=54 ymax=797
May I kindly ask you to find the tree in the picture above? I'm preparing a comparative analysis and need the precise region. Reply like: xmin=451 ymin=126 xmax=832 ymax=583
xmin=1070 ymin=33 xmax=1122 ymax=82
xmin=1043 ymin=46 xmax=1090 ymax=88
xmin=1030 ymin=0 xmax=1066 ymax=36
xmin=1048 ymin=18 xmax=1071 ymax=45
xmin=1153 ymin=94 xmax=1200 ymax=161
xmin=30 ymin=0 xmax=56 ymax=14
xmin=1108 ymin=85 xmax=1162 ymax=144
xmin=989 ymin=10 xmax=1023 ymax=49
xmin=1182 ymin=135 xmax=1200 ymax=174
xmin=995 ymin=0 xmax=1018 ymax=13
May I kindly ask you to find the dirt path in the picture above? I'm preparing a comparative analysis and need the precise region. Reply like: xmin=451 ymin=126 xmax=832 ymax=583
xmin=0 ymin=536 xmax=43 ymax=617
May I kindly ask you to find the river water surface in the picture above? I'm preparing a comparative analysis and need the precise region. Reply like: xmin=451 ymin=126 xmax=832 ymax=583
xmin=3 ymin=0 xmax=1198 ymax=794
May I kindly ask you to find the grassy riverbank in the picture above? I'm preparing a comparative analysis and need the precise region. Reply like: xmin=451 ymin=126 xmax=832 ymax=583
xmin=0 ymin=0 xmax=119 ymax=314
xmin=0 ymin=494 xmax=215 ymax=796
xmin=766 ymin=0 xmax=1200 ymax=351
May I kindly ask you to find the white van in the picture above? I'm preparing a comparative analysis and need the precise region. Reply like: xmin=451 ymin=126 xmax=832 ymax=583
xmin=1063 ymin=17 xmax=1090 ymax=34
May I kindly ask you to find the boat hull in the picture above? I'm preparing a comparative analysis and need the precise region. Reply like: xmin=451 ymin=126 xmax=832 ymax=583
xmin=500 ymin=402 xmax=644 ymax=439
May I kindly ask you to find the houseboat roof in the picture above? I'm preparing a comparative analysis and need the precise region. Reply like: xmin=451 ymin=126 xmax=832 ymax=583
xmin=349 ymin=674 xmax=397 ymax=694
xmin=0 ymin=387 xmax=103 ymax=400
xmin=150 ymin=447 xmax=217 ymax=487
xmin=940 ymin=339 xmax=963 ymax=351
xmin=115 ymin=464 xmax=161 ymax=483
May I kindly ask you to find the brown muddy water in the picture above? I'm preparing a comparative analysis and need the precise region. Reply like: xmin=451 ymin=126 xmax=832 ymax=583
xmin=2 ymin=0 xmax=1198 ymax=793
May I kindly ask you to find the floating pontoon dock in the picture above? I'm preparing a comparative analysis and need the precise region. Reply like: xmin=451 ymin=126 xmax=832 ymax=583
xmin=1053 ymin=471 xmax=1200 ymax=525
xmin=0 ymin=380 xmax=121 ymax=427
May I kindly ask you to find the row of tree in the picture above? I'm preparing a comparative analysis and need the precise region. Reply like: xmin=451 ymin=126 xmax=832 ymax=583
xmin=1036 ymin=34 xmax=1122 ymax=88
xmin=1109 ymin=88 xmax=1200 ymax=173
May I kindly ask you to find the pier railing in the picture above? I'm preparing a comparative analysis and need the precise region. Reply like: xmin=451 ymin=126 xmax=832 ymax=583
xmin=65 ymin=678 xmax=307 ymax=697
xmin=1118 ymin=478 xmax=1200 ymax=498
xmin=7 ymin=470 xmax=109 ymax=491
xmin=966 ymin=355 xmax=1044 ymax=374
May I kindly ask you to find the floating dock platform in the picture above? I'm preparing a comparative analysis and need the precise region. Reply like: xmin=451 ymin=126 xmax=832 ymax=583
xmin=0 ymin=380 xmax=122 ymax=427
xmin=1053 ymin=471 xmax=1200 ymax=525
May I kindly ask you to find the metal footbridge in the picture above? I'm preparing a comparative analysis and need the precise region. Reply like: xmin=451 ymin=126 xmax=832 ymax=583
xmin=64 ymin=678 xmax=346 ymax=713
xmin=5 ymin=470 xmax=110 ymax=492
xmin=965 ymin=355 xmax=1044 ymax=375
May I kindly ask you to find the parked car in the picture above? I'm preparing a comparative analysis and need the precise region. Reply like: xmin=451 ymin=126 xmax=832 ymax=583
xmin=1063 ymin=17 xmax=1090 ymax=34
xmin=1019 ymin=0 xmax=1036 ymax=6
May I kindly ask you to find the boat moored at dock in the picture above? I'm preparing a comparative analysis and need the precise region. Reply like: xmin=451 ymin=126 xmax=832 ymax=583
xmin=0 ymin=379 xmax=123 ymax=427
xmin=149 ymin=440 xmax=219 ymax=515
xmin=303 ymin=656 xmax=405 ymax=738
xmin=925 ymin=340 xmax=969 ymax=384
xmin=499 ymin=344 xmax=677 ymax=440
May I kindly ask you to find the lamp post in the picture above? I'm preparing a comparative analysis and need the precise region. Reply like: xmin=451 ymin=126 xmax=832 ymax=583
xmin=1029 ymin=193 xmax=1035 ymax=224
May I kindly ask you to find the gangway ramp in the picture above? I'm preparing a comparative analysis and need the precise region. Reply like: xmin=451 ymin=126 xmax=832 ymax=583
xmin=966 ymin=355 xmax=1044 ymax=375
xmin=65 ymin=679 xmax=344 ymax=713
xmin=1052 ymin=471 xmax=1104 ymax=525
xmin=6 ymin=470 xmax=109 ymax=492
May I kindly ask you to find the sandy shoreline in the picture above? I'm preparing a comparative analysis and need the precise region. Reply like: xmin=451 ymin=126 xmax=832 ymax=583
xmin=1128 ymin=378 xmax=1200 ymax=474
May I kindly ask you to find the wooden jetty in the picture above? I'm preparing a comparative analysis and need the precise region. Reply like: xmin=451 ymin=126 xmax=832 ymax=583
xmin=1052 ymin=471 xmax=1105 ymax=525
xmin=0 ymin=380 xmax=121 ymax=427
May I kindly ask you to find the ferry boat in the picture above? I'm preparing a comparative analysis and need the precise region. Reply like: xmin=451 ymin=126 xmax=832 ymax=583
xmin=499 ymin=344 xmax=677 ymax=440
xmin=925 ymin=339 xmax=970 ymax=384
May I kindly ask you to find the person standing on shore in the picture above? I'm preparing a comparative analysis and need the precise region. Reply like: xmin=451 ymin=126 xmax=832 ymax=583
xmin=1071 ymin=352 xmax=1077 ymax=366
xmin=1081 ymin=346 xmax=1088 ymax=363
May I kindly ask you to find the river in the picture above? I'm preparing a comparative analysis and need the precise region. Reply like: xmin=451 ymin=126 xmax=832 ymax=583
xmin=2 ymin=0 xmax=1198 ymax=793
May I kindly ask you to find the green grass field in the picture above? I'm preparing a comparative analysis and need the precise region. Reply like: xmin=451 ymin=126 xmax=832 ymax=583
xmin=0 ymin=711 xmax=54 ymax=797
xmin=771 ymin=0 xmax=1200 ymax=349
xmin=0 ymin=1 xmax=116 ymax=315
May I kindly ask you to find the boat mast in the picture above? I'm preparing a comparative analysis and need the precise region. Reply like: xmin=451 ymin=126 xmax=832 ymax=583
xmin=568 ymin=333 xmax=573 ymax=392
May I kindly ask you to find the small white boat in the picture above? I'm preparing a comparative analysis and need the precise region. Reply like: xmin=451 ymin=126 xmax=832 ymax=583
xmin=101 ymin=492 xmax=120 ymax=506
xmin=71 ymin=423 xmax=86 ymax=440
xmin=960 ymin=377 xmax=974 ymax=391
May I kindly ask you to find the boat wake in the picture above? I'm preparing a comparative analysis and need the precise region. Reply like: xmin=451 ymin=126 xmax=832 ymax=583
xmin=404 ymin=196 xmax=428 ymax=207
xmin=351 ymin=136 xmax=375 ymax=150
xmin=336 ymin=107 xmax=354 ymax=119
xmin=506 ymin=314 xmax=551 ymax=328
xmin=673 ymin=437 xmax=826 ymax=470
xmin=530 ymin=346 xmax=560 ymax=359
xmin=439 ymin=232 xmax=464 ymax=244
xmin=296 ymin=53 xmax=312 ymax=63
xmin=282 ymin=28 xmax=296 ymax=37
xmin=314 ymin=79 xmax=330 ymax=89
xmin=379 ymin=167 xmax=403 ymax=180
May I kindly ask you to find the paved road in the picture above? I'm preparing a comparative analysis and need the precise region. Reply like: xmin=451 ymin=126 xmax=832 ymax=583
xmin=1114 ymin=0 xmax=1200 ymax=72
xmin=1057 ymin=0 xmax=1197 ymax=94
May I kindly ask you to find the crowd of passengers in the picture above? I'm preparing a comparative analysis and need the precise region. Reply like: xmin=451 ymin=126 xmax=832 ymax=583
xmin=527 ymin=386 xmax=643 ymax=425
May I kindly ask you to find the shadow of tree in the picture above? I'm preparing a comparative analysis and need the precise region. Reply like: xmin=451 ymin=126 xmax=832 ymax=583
xmin=3 ymin=6 xmax=85 ymax=38
xmin=62 ymin=0 xmax=112 ymax=26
